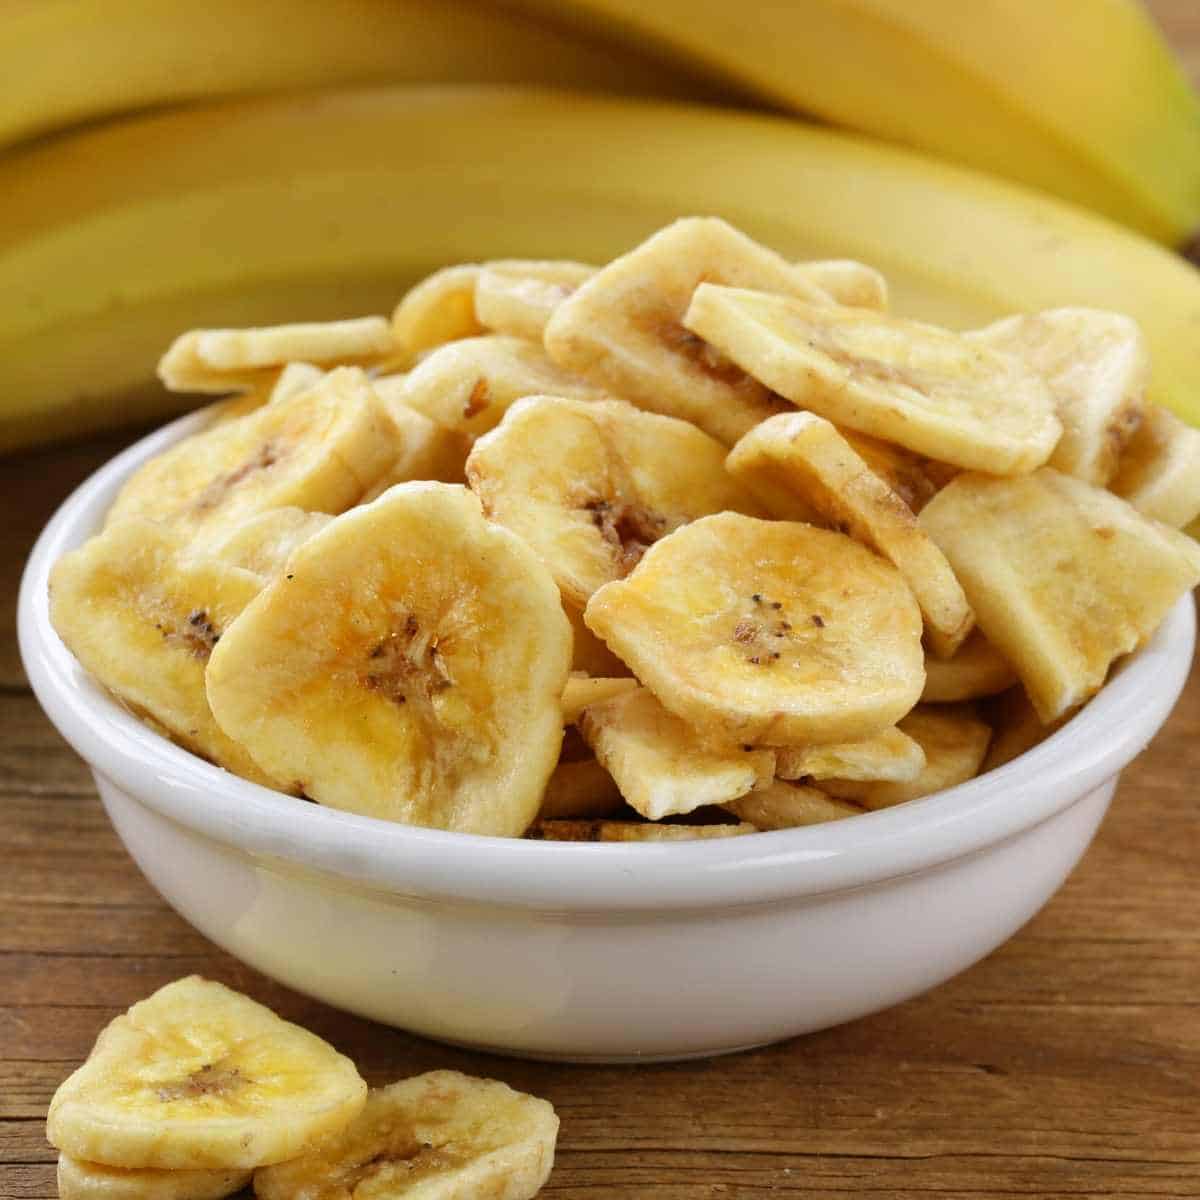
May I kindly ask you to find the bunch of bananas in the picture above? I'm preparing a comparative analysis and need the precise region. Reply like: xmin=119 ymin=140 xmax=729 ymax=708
xmin=3 ymin=0 xmax=1199 ymax=454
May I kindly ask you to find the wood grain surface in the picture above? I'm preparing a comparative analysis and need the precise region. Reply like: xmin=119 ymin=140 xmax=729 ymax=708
xmin=4 ymin=3 xmax=1200 ymax=1197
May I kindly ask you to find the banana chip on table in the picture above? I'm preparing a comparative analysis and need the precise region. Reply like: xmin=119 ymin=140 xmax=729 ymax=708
xmin=579 ymin=686 xmax=775 ymax=820
xmin=795 ymin=259 xmax=888 ymax=310
xmin=1110 ymin=403 xmax=1200 ymax=529
xmin=560 ymin=674 xmax=639 ymax=724
xmin=727 ymin=411 xmax=974 ymax=657
xmin=159 ymin=317 xmax=393 ymax=394
xmin=725 ymin=781 xmax=862 ymax=830
xmin=46 ymin=977 xmax=366 ymax=1171
xmin=529 ymin=819 xmax=755 ymax=841
xmin=253 ymin=1070 xmax=557 ymax=1200
xmin=107 ymin=367 xmax=399 ymax=532
xmin=543 ymin=216 xmax=833 ymax=445
xmin=684 ymin=283 xmax=1062 ymax=473
xmin=967 ymin=307 xmax=1146 ymax=486
xmin=206 ymin=484 xmax=571 ymax=836
xmin=920 ymin=468 xmax=1200 ymax=722
xmin=57 ymin=1155 xmax=251 ymax=1200
xmin=921 ymin=629 xmax=1016 ymax=703
xmin=466 ymin=394 xmax=760 ymax=609
xmin=774 ymin=726 xmax=925 ymax=784
xmin=194 ymin=507 xmax=332 ymax=579
xmin=584 ymin=513 xmax=925 ymax=746
xmin=474 ymin=260 xmax=596 ymax=342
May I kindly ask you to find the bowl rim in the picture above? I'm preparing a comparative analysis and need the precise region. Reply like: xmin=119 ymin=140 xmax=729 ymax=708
xmin=19 ymin=408 xmax=1196 ymax=913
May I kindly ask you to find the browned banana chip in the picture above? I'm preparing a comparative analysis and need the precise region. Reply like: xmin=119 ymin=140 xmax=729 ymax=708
xmin=727 ymin=412 xmax=974 ymax=657
xmin=466 ymin=395 xmax=760 ymax=609
xmin=684 ymin=283 xmax=1062 ymax=473
xmin=538 ymin=756 xmax=625 ymax=821
xmin=1110 ymin=403 xmax=1200 ymax=529
xmin=528 ymin=820 xmax=755 ymax=842
xmin=543 ymin=217 xmax=832 ymax=445
xmin=584 ymin=513 xmax=925 ymax=746
xmin=981 ymin=686 xmax=1070 ymax=773
xmin=725 ymin=781 xmax=862 ymax=829
xmin=774 ymin=726 xmax=925 ymax=783
xmin=921 ymin=629 xmax=1016 ymax=703
xmin=474 ymin=260 xmax=597 ymax=341
xmin=920 ymin=469 xmax=1200 ymax=722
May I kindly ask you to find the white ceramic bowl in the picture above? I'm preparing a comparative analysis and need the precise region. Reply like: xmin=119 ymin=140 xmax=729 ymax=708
xmin=20 ymin=410 xmax=1196 ymax=1062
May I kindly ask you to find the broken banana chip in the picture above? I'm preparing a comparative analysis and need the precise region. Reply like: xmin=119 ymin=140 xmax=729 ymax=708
xmin=774 ymin=726 xmax=925 ymax=784
xmin=727 ymin=411 xmax=974 ymax=657
xmin=529 ymin=819 xmax=755 ymax=841
xmin=193 ymin=507 xmax=332 ymax=580
xmin=560 ymin=674 xmax=639 ymax=725
xmin=584 ymin=512 xmax=925 ymax=746
xmin=539 ymin=754 xmax=625 ymax=821
xmin=921 ymin=629 xmax=1016 ymax=703
xmin=968 ymin=307 xmax=1146 ymax=486
xmin=474 ymin=260 xmax=597 ymax=342
xmin=466 ymin=394 xmax=760 ymax=608
xmin=1110 ymin=403 xmax=1200 ymax=529
xmin=920 ymin=468 xmax=1200 ymax=722
xmin=159 ymin=317 xmax=393 ymax=394
xmin=564 ymin=600 xmax=631 ymax=677
xmin=725 ymin=781 xmax=861 ymax=829
xmin=205 ymin=483 xmax=571 ymax=835
xmin=543 ymin=217 xmax=831 ymax=445
xmin=982 ymin=686 xmax=1070 ymax=773
xmin=46 ymin=976 xmax=366 ymax=1171
xmin=795 ymin=259 xmax=888 ymax=310
xmin=57 ymin=1156 xmax=251 ymax=1200
xmin=579 ymin=686 xmax=775 ymax=821
xmin=684 ymin=283 xmax=1062 ymax=474
xmin=253 ymin=1070 xmax=558 ymax=1200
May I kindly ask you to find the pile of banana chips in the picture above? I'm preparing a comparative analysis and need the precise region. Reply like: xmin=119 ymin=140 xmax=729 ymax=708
xmin=49 ymin=218 xmax=1200 ymax=841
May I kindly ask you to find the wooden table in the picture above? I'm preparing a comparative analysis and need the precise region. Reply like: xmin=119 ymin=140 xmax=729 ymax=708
xmin=6 ymin=6 xmax=1200 ymax=1197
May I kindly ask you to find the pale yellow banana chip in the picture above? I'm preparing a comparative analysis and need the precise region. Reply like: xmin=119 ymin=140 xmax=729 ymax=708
xmin=919 ymin=469 xmax=1200 ymax=722
xmin=584 ymin=512 xmax=925 ymax=745
xmin=543 ymin=217 xmax=832 ymax=445
xmin=981 ymin=686 xmax=1069 ymax=773
xmin=725 ymin=781 xmax=861 ymax=829
xmin=560 ymin=674 xmax=639 ymax=725
xmin=391 ymin=264 xmax=485 ymax=360
xmin=107 ymin=367 xmax=399 ymax=532
xmin=159 ymin=318 xmax=393 ymax=394
xmin=1110 ymin=403 xmax=1200 ymax=529
xmin=529 ymin=819 xmax=754 ymax=841
xmin=774 ymin=726 xmax=925 ymax=783
xmin=48 ymin=518 xmax=282 ymax=789
xmin=267 ymin=361 xmax=325 ymax=405
xmin=194 ymin=507 xmax=332 ymax=580
xmin=921 ymin=629 xmax=1016 ymax=703
xmin=474 ymin=260 xmax=597 ymax=341
xmin=727 ymin=412 xmax=974 ymax=657
xmin=362 ymin=376 xmax=470 ymax=490
xmin=824 ymin=707 xmax=991 ymax=809
xmin=795 ymin=259 xmax=888 ymax=310
xmin=565 ymin=600 xmax=631 ymax=677
xmin=539 ymin=754 xmax=625 ymax=820
xmin=253 ymin=1071 xmax=557 ymax=1200
xmin=57 ymin=1155 xmax=251 ymax=1200
xmin=47 ymin=977 xmax=366 ymax=1171
xmin=400 ymin=334 xmax=607 ymax=437
xmin=684 ymin=283 xmax=1062 ymax=473
xmin=579 ymin=687 xmax=775 ymax=821
xmin=206 ymin=484 xmax=571 ymax=835
xmin=466 ymin=395 xmax=760 ymax=609
xmin=968 ymin=308 xmax=1146 ymax=486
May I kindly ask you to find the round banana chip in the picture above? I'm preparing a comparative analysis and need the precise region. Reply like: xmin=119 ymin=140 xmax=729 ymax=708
xmin=206 ymin=483 xmax=571 ymax=835
xmin=725 ymin=781 xmax=862 ymax=830
xmin=46 ymin=977 xmax=366 ymax=1171
xmin=254 ymin=1071 xmax=558 ymax=1200
xmin=583 ymin=512 xmax=925 ymax=745
xmin=193 ymin=507 xmax=332 ymax=580
xmin=773 ymin=726 xmax=925 ymax=784
xmin=57 ymin=1155 xmax=251 ymax=1200
xmin=921 ymin=629 xmax=1016 ymax=703
xmin=466 ymin=394 xmax=761 ymax=609
xmin=560 ymin=675 xmax=639 ymax=725
xmin=474 ymin=260 xmax=596 ymax=342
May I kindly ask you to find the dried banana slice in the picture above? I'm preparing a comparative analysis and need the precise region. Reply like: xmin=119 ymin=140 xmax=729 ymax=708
xmin=46 ymin=977 xmax=366 ymax=1171
xmin=795 ymin=259 xmax=888 ymax=310
xmin=565 ymin=601 xmax=631 ymax=677
xmin=474 ymin=260 xmax=597 ymax=341
xmin=560 ymin=674 xmax=639 ymax=724
xmin=824 ymin=707 xmax=991 ymax=809
xmin=267 ymin=361 xmax=325 ymax=405
xmin=159 ymin=317 xmax=393 ymax=394
xmin=1110 ymin=403 xmax=1200 ymax=528
xmin=391 ymin=264 xmax=485 ymax=360
xmin=584 ymin=513 xmax=925 ymax=745
xmin=725 ymin=781 xmax=861 ymax=829
xmin=194 ymin=508 xmax=332 ymax=580
xmin=543 ymin=217 xmax=831 ymax=445
xmin=919 ymin=469 xmax=1200 ymax=722
xmin=845 ymin=431 xmax=940 ymax=514
xmin=774 ymin=726 xmax=925 ymax=784
xmin=466 ymin=395 xmax=760 ymax=609
xmin=981 ymin=687 xmax=1069 ymax=773
xmin=921 ymin=629 xmax=1016 ymax=703
xmin=361 ymin=376 xmax=470 ymax=492
xmin=401 ymin=335 xmax=607 ymax=438
xmin=684 ymin=283 xmax=1062 ymax=474
xmin=57 ymin=1155 xmax=251 ymax=1200
xmin=528 ymin=820 xmax=755 ymax=841
xmin=579 ymin=687 xmax=775 ymax=821
xmin=968 ymin=308 xmax=1146 ymax=486
xmin=539 ymin=755 xmax=625 ymax=820
xmin=48 ymin=518 xmax=281 ymax=788
xmin=253 ymin=1071 xmax=558 ymax=1200
xmin=206 ymin=484 xmax=571 ymax=836
xmin=107 ymin=368 xmax=398 ymax=532
xmin=728 ymin=412 xmax=974 ymax=657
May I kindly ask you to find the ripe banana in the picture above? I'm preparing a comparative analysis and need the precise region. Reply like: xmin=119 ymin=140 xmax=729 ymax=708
xmin=8 ymin=86 xmax=1200 ymax=452
xmin=505 ymin=0 xmax=1200 ymax=246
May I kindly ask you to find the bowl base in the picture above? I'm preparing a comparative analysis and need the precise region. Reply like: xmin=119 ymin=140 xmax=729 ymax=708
xmin=425 ymin=1033 xmax=782 ymax=1065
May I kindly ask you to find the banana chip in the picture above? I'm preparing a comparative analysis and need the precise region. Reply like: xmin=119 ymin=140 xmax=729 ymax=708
xmin=1110 ymin=403 xmax=1200 ymax=529
xmin=267 ymin=361 xmax=325 ymax=405
xmin=391 ymin=264 xmax=485 ymax=360
xmin=539 ymin=755 xmax=625 ymax=820
xmin=543 ymin=217 xmax=832 ymax=445
xmin=920 ymin=469 xmax=1200 ymax=721
xmin=46 ymin=977 xmax=366 ymax=1171
xmin=561 ymin=675 xmax=639 ymax=725
xmin=528 ymin=819 xmax=755 ymax=841
xmin=728 ymin=412 xmax=974 ymax=657
xmin=466 ymin=395 xmax=760 ymax=608
xmin=921 ymin=629 xmax=1016 ymax=703
xmin=206 ymin=484 xmax=571 ymax=835
xmin=564 ymin=601 xmax=631 ymax=676
xmin=194 ymin=507 xmax=332 ymax=580
xmin=725 ymin=781 xmax=861 ymax=829
xmin=253 ymin=1071 xmax=557 ymax=1200
xmin=57 ymin=1156 xmax=250 ymax=1200
xmin=584 ymin=513 xmax=925 ymax=745
xmin=968 ymin=308 xmax=1146 ymax=486
xmin=795 ymin=259 xmax=888 ymax=310
xmin=774 ymin=726 xmax=925 ymax=783
xmin=474 ymin=260 xmax=597 ymax=341
xmin=159 ymin=318 xmax=393 ymax=395
xmin=579 ymin=687 xmax=775 ymax=821
xmin=981 ymin=686 xmax=1069 ymax=773
xmin=362 ymin=376 xmax=470 ymax=491
xmin=684 ymin=283 xmax=1062 ymax=474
